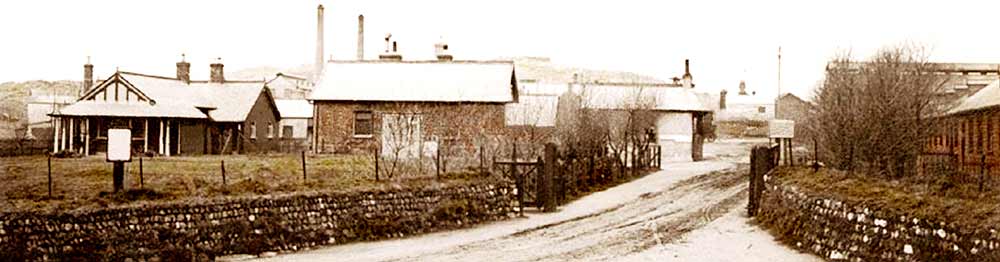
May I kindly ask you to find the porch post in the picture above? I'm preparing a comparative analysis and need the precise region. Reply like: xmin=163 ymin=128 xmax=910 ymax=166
xmin=143 ymin=119 xmax=149 ymax=153
xmin=159 ymin=120 xmax=165 ymax=155
xmin=165 ymin=120 xmax=171 ymax=156
xmin=52 ymin=117 xmax=60 ymax=153
xmin=176 ymin=122 xmax=181 ymax=155
xmin=68 ymin=118 xmax=74 ymax=152
xmin=84 ymin=118 xmax=90 ymax=156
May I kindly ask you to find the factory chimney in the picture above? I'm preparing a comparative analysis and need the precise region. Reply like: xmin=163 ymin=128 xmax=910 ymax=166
xmin=315 ymin=4 xmax=325 ymax=81
xmin=357 ymin=14 xmax=364 ymax=61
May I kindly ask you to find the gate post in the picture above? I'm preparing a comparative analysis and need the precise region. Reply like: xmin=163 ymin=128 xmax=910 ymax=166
xmin=541 ymin=143 xmax=558 ymax=212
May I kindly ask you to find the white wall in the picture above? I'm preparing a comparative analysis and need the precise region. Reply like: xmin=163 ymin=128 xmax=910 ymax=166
xmin=656 ymin=112 xmax=693 ymax=142
xmin=278 ymin=118 xmax=310 ymax=139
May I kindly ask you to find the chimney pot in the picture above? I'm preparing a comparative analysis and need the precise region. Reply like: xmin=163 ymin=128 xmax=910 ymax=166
xmin=210 ymin=58 xmax=225 ymax=83
xmin=682 ymin=59 xmax=693 ymax=88
xmin=83 ymin=57 xmax=94 ymax=93
xmin=357 ymin=14 xmax=364 ymax=61
xmin=719 ymin=89 xmax=728 ymax=110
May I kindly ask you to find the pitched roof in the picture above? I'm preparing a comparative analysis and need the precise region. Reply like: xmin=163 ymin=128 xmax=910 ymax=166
xmin=55 ymin=72 xmax=272 ymax=122
xmin=578 ymin=84 xmax=712 ymax=112
xmin=513 ymin=57 xmax=671 ymax=85
xmin=948 ymin=80 xmax=1000 ymax=115
xmin=275 ymin=99 xmax=313 ymax=118
xmin=505 ymin=94 xmax=558 ymax=127
xmin=309 ymin=60 xmax=517 ymax=103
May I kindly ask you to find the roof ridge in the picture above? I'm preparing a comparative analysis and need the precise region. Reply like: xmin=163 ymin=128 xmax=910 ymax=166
xmin=328 ymin=60 xmax=514 ymax=65
xmin=119 ymin=71 xmax=178 ymax=80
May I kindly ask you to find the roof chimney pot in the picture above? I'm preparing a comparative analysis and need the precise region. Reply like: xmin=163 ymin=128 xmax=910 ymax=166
xmin=176 ymin=53 xmax=191 ymax=83
xmin=210 ymin=57 xmax=225 ymax=83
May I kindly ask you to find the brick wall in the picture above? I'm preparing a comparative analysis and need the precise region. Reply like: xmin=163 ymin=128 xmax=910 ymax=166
xmin=758 ymin=176 xmax=1000 ymax=261
xmin=314 ymin=101 xmax=506 ymax=155
xmin=0 ymin=178 xmax=518 ymax=261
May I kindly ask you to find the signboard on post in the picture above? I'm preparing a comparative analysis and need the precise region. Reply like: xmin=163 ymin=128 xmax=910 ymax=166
xmin=769 ymin=120 xmax=795 ymax=139
xmin=107 ymin=129 xmax=132 ymax=162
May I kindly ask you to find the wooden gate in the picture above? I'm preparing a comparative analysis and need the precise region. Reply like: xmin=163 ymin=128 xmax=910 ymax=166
xmin=496 ymin=157 xmax=542 ymax=214
xmin=747 ymin=144 xmax=780 ymax=217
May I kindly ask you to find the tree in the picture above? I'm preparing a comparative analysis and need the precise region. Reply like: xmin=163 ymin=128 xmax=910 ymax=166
xmin=811 ymin=45 xmax=948 ymax=178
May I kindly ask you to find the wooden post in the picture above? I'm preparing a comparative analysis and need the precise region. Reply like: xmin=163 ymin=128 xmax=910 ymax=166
xmin=221 ymin=159 xmax=227 ymax=186
xmin=479 ymin=145 xmax=485 ymax=174
xmin=159 ymin=120 xmax=165 ymax=155
xmin=374 ymin=147 xmax=380 ymax=181
xmin=139 ymin=157 xmax=144 ymax=189
xmin=165 ymin=120 xmax=171 ymax=156
xmin=68 ymin=118 xmax=74 ymax=152
xmin=52 ymin=117 xmax=59 ymax=153
xmin=113 ymin=162 xmax=124 ymax=193
xmin=47 ymin=155 xmax=52 ymax=198
xmin=301 ymin=151 xmax=308 ymax=181
xmin=788 ymin=138 xmax=794 ymax=166
xmin=542 ymin=143 xmax=557 ymax=212
xmin=84 ymin=119 xmax=90 ymax=156
xmin=813 ymin=138 xmax=820 ymax=172
xmin=143 ymin=119 xmax=149 ymax=154
xmin=435 ymin=145 xmax=441 ymax=179
xmin=980 ymin=154 xmax=986 ymax=192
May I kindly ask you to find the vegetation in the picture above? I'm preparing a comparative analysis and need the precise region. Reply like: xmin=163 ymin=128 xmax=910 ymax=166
xmin=0 ymin=153 xmax=479 ymax=213
xmin=811 ymin=45 xmax=947 ymax=178
xmin=774 ymin=166 xmax=1000 ymax=229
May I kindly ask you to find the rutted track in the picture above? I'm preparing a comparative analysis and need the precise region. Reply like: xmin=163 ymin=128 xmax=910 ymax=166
xmin=385 ymin=166 xmax=749 ymax=262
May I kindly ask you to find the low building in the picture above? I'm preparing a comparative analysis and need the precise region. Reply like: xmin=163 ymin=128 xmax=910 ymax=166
xmin=267 ymin=73 xmax=313 ymax=99
xmin=775 ymin=93 xmax=815 ymax=141
xmin=925 ymin=79 xmax=1000 ymax=177
xmin=715 ymin=81 xmax=773 ymax=138
xmin=275 ymin=99 xmax=313 ymax=152
xmin=309 ymin=59 xmax=517 ymax=161
xmin=50 ymin=58 xmax=281 ymax=156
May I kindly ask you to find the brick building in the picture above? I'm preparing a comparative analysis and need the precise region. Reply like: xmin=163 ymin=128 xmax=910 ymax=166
xmin=775 ymin=93 xmax=815 ymax=141
xmin=50 ymin=58 xmax=281 ymax=156
xmin=925 ymin=79 xmax=1000 ymax=176
xmin=309 ymin=60 xmax=517 ymax=158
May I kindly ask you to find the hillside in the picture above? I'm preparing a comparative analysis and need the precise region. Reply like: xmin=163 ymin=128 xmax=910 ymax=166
xmin=0 ymin=80 xmax=80 ymax=122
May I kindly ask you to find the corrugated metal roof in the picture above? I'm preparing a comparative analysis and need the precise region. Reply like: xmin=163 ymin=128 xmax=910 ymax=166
xmin=949 ymin=80 xmax=1000 ymax=115
xmin=55 ymin=72 xmax=269 ymax=122
xmin=577 ymin=84 xmax=712 ymax=112
xmin=275 ymin=99 xmax=313 ymax=118
xmin=309 ymin=61 xmax=516 ymax=103
xmin=505 ymin=94 xmax=558 ymax=127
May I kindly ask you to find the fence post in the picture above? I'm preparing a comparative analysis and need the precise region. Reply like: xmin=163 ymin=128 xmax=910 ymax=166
xmin=47 ymin=155 xmax=52 ymax=198
xmin=375 ymin=147 xmax=380 ymax=182
xmin=480 ymin=145 xmax=485 ymax=175
xmin=542 ymin=143 xmax=557 ymax=212
xmin=139 ymin=156 xmax=144 ymax=189
xmin=221 ymin=159 xmax=226 ymax=186
xmin=436 ymin=145 xmax=441 ymax=179
xmin=748 ymin=147 xmax=757 ymax=217
xmin=516 ymin=169 xmax=524 ymax=217
xmin=980 ymin=154 xmax=986 ymax=192
xmin=301 ymin=151 xmax=307 ymax=182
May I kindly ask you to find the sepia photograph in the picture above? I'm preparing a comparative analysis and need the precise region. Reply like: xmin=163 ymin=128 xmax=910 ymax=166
xmin=2 ymin=0 xmax=1000 ymax=261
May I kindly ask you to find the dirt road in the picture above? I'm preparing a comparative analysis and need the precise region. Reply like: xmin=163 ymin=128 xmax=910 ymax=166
xmin=236 ymin=140 xmax=819 ymax=261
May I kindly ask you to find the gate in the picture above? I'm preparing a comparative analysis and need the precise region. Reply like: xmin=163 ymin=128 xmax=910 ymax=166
xmin=747 ymin=144 xmax=780 ymax=217
xmin=496 ymin=158 xmax=542 ymax=214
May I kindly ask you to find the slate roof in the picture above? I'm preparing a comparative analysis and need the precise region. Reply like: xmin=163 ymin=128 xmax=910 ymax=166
xmin=309 ymin=60 xmax=517 ymax=103
xmin=948 ymin=80 xmax=1000 ymax=115
xmin=275 ymin=99 xmax=313 ymax=119
xmin=55 ymin=72 xmax=272 ymax=122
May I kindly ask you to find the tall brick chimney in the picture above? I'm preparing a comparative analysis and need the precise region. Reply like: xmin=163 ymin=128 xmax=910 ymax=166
xmin=176 ymin=53 xmax=191 ymax=83
xmin=210 ymin=58 xmax=224 ymax=83
xmin=315 ymin=4 xmax=325 ymax=81
xmin=83 ymin=56 xmax=94 ymax=94
xmin=682 ymin=59 xmax=693 ymax=88
xmin=357 ymin=14 xmax=364 ymax=61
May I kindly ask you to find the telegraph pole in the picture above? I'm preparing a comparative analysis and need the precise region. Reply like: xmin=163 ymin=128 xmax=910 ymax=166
xmin=776 ymin=46 xmax=782 ymax=119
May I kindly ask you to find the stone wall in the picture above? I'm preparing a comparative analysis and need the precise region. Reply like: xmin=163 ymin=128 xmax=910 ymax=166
xmin=758 ymin=175 xmax=1000 ymax=261
xmin=0 ymin=179 xmax=517 ymax=261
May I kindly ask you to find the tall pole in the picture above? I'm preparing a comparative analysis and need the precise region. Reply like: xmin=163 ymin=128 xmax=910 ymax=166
xmin=776 ymin=46 xmax=782 ymax=119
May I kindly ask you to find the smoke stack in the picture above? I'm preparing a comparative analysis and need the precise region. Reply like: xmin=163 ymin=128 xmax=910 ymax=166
xmin=682 ymin=59 xmax=693 ymax=88
xmin=176 ymin=53 xmax=190 ymax=83
xmin=83 ymin=56 xmax=93 ymax=95
xmin=719 ymin=89 xmax=728 ymax=110
xmin=315 ymin=4 xmax=325 ymax=80
xmin=210 ymin=57 xmax=225 ymax=83
xmin=357 ymin=14 xmax=364 ymax=61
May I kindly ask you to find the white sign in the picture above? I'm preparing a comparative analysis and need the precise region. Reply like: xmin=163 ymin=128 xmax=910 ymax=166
xmin=769 ymin=120 xmax=795 ymax=138
xmin=107 ymin=129 xmax=132 ymax=162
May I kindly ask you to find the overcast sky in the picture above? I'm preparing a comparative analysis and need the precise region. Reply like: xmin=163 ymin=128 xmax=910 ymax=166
xmin=4 ymin=0 xmax=1000 ymax=99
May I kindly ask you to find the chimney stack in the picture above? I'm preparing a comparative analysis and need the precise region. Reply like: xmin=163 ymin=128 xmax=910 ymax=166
xmin=210 ymin=57 xmax=225 ymax=83
xmin=315 ymin=4 xmax=325 ymax=80
xmin=379 ymin=34 xmax=402 ymax=61
xmin=83 ymin=56 xmax=94 ymax=95
xmin=357 ymin=14 xmax=364 ymax=61
xmin=176 ymin=53 xmax=191 ymax=83
xmin=738 ymin=80 xmax=748 ymax=95
xmin=434 ymin=38 xmax=453 ymax=61
xmin=682 ymin=59 xmax=693 ymax=88
xmin=719 ymin=89 xmax=728 ymax=110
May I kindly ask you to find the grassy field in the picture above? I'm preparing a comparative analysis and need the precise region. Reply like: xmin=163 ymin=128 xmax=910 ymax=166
xmin=0 ymin=154 xmax=450 ymax=213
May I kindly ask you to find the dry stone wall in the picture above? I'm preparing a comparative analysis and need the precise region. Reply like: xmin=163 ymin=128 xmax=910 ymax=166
xmin=758 ymin=175 xmax=1000 ymax=261
xmin=0 ymin=179 xmax=517 ymax=261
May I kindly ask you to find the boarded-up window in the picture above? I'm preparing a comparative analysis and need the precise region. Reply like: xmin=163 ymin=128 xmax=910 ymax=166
xmin=354 ymin=111 xmax=373 ymax=136
xmin=282 ymin=125 xmax=293 ymax=138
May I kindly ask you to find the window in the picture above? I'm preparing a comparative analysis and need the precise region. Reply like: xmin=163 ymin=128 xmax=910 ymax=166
xmin=282 ymin=125 xmax=293 ymax=139
xmin=250 ymin=122 xmax=257 ymax=139
xmin=354 ymin=111 xmax=373 ymax=137
xmin=267 ymin=122 xmax=274 ymax=139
